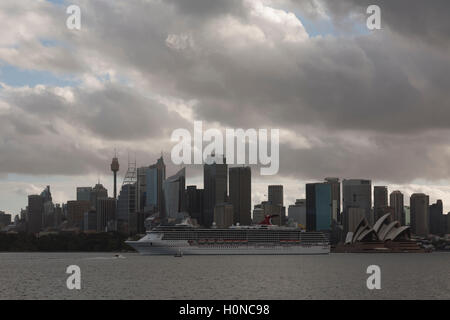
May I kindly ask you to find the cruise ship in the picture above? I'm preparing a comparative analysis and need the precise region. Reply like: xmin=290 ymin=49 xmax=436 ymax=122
xmin=126 ymin=216 xmax=330 ymax=255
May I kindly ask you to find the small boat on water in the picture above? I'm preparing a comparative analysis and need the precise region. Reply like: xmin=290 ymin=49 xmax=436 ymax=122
xmin=174 ymin=249 xmax=183 ymax=257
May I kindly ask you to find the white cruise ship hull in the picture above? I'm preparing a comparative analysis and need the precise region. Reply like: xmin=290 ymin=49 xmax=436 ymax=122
xmin=126 ymin=240 xmax=330 ymax=255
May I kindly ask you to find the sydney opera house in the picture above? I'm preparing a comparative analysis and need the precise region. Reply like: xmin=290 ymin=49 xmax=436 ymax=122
xmin=346 ymin=213 xmax=411 ymax=244
xmin=336 ymin=213 xmax=425 ymax=253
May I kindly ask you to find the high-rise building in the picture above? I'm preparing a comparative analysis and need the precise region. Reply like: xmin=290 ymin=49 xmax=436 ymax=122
xmin=28 ymin=195 xmax=44 ymax=234
xmin=204 ymin=154 xmax=228 ymax=227
xmin=347 ymin=207 xmax=366 ymax=233
xmin=133 ymin=157 xmax=167 ymax=216
xmin=229 ymin=167 xmax=251 ymax=226
xmin=252 ymin=206 xmax=265 ymax=225
xmin=266 ymin=185 xmax=285 ymax=226
xmin=136 ymin=167 xmax=148 ymax=213
xmin=54 ymin=204 xmax=63 ymax=228
xmin=40 ymin=186 xmax=52 ymax=203
xmin=117 ymin=159 xmax=138 ymax=234
xmin=268 ymin=185 xmax=283 ymax=207
xmin=306 ymin=183 xmax=332 ymax=232
xmin=410 ymin=193 xmax=429 ymax=237
xmin=186 ymin=186 xmax=204 ymax=226
xmin=77 ymin=187 xmax=92 ymax=202
xmin=342 ymin=179 xmax=372 ymax=233
xmin=390 ymin=190 xmax=405 ymax=225
xmin=429 ymin=200 xmax=444 ymax=236
xmin=374 ymin=186 xmax=388 ymax=221
xmin=163 ymin=168 xmax=186 ymax=220
xmin=42 ymin=200 xmax=56 ymax=229
xmin=213 ymin=203 xmax=234 ymax=228
xmin=91 ymin=183 xmax=108 ymax=210
xmin=35 ymin=186 xmax=55 ymax=231
xmin=288 ymin=199 xmax=306 ymax=228
xmin=97 ymin=198 xmax=116 ymax=232
xmin=0 ymin=211 xmax=12 ymax=228
xmin=324 ymin=178 xmax=340 ymax=223
xmin=146 ymin=156 xmax=166 ymax=215
xmin=116 ymin=183 xmax=136 ymax=233
xmin=404 ymin=206 xmax=411 ymax=226
xmin=67 ymin=200 xmax=92 ymax=230
xmin=83 ymin=210 xmax=97 ymax=232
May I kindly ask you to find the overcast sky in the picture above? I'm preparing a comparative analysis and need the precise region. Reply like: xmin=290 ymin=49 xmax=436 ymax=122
xmin=1 ymin=0 xmax=450 ymax=217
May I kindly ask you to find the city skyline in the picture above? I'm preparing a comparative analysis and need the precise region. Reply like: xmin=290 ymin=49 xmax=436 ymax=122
xmin=4 ymin=154 xmax=450 ymax=220
xmin=3 ymin=152 xmax=450 ymax=225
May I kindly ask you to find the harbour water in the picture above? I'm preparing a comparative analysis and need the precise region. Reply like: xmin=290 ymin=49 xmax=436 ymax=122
xmin=0 ymin=252 xmax=449 ymax=300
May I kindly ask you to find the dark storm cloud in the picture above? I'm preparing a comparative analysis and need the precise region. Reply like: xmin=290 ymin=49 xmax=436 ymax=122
xmin=75 ymin=85 xmax=188 ymax=140
xmin=2 ymin=0 xmax=450 ymax=187
xmin=0 ymin=83 xmax=188 ymax=175
xmin=5 ymin=84 xmax=188 ymax=141
xmin=277 ymin=131 xmax=450 ymax=184
xmin=188 ymin=32 xmax=450 ymax=134
xmin=67 ymin=0 xmax=449 ymax=136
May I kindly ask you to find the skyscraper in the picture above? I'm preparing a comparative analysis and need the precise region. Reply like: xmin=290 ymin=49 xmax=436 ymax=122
xmin=429 ymin=200 xmax=444 ymax=236
xmin=42 ymin=200 xmax=55 ymax=230
xmin=97 ymin=198 xmax=116 ymax=232
xmin=229 ymin=167 xmax=251 ymax=226
xmin=136 ymin=167 xmax=148 ymax=213
xmin=342 ymin=179 xmax=372 ymax=233
xmin=83 ymin=210 xmax=97 ymax=232
xmin=213 ymin=203 xmax=234 ymax=228
xmin=67 ymin=200 xmax=91 ymax=230
xmin=324 ymin=178 xmax=340 ymax=223
xmin=347 ymin=207 xmax=366 ymax=233
xmin=116 ymin=159 xmax=138 ymax=234
xmin=306 ymin=183 xmax=332 ymax=231
xmin=77 ymin=187 xmax=92 ymax=202
xmin=186 ymin=186 xmax=204 ymax=226
xmin=410 ymin=193 xmax=429 ymax=237
xmin=404 ymin=206 xmax=411 ymax=226
xmin=374 ymin=186 xmax=388 ymax=221
xmin=146 ymin=156 xmax=166 ymax=215
xmin=390 ymin=190 xmax=404 ymax=225
xmin=0 ymin=211 xmax=12 ymax=228
xmin=204 ymin=154 xmax=228 ymax=227
xmin=116 ymin=183 xmax=136 ymax=233
xmin=163 ymin=168 xmax=186 ymax=220
xmin=40 ymin=186 xmax=52 ymax=203
xmin=27 ymin=186 xmax=52 ymax=234
xmin=268 ymin=185 xmax=283 ymax=207
xmin=91 ymin=183 xmax=108 ymax=210
xmin=288 ymin=199 xmax=306 ymax=228
xmin=252 ymin=205 xmax=265 ymax=225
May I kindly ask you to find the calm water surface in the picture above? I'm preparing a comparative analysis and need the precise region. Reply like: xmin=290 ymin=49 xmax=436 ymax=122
xmin=0 ymin=252 xmax=449 ymax=299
